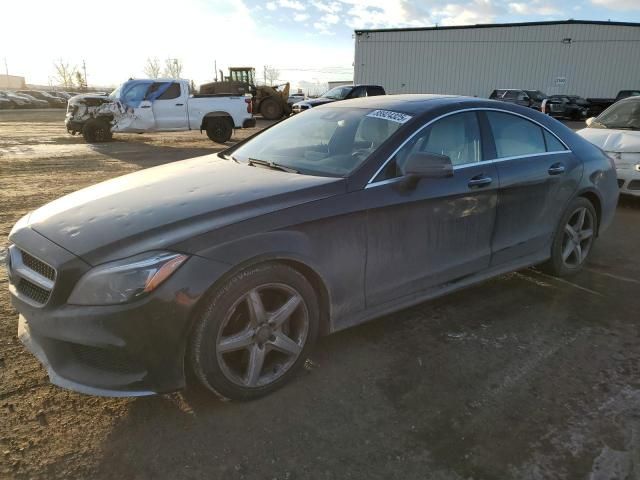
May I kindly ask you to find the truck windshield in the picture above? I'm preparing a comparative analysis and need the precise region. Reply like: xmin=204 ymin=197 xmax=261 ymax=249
xmin=230 ymin=107 xmax=409 ymax=177
xmin=322 ymin=86 xmax=353 ymax=100
xmin=594 ymin=100 xmax=640 ymax=130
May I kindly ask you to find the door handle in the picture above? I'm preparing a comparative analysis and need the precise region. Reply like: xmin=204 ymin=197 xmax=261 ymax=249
xmin=175 ymin=103 xmax=184 ymax=106
xmin=140 ymin=105 xmax=151 ymax=109
xmin=548 ymin=163 xmax=566 ymax=175
xmin=468 ymin=175 xmax=493 ymax=188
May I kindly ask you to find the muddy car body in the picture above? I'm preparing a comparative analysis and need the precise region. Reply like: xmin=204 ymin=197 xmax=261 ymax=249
xmin=9 ymin=95 xmax=618 ymax=400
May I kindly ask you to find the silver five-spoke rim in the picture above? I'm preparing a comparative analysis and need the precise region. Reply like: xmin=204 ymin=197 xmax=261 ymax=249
xmin=561 ymin=207 xmax=594 ymax=268
xmin=216 ymin=283 xmax=309 ymax=388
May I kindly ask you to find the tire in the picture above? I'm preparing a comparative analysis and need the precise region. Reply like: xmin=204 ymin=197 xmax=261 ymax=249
xmin=82 ymin=118 xmax=112 ymax=143
xmin=205 ymin=117 xmax=233 ymax=143
xmin=190 ymin=263 xmax=319 ymax=401
xmin=540 ymin=197 xmax=597 ymax=277
xmin=259 ymin=97 xmax=283 ymax=120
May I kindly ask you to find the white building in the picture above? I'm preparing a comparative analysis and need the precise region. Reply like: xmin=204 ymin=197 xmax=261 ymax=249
xmin=353 ymin=20 xmax=640 ymax=98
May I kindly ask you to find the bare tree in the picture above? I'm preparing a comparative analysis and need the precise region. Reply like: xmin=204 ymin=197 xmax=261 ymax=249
xmin=144 ymin=57 xmax=161 ymax=79
xmin=163 ymin=58 xmax=183 ymax=78
xmin=264 ymin=65 xmax=280 ymax=86
xmin=74 ymin=71 xmax=87 ymax=91
xmin=53 ymin=59 xmax=77 ymax=89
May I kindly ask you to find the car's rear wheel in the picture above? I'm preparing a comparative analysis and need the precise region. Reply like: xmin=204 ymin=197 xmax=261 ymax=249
xmin=82 ymin=118 xmax=112 ymax=143
xmin=205 ymin=117 xmax=233 ymax=143
xmin=541 ymin=197 xmax=597 ymax=277
xmin=190 ymin=263 xmax=319 ymax=400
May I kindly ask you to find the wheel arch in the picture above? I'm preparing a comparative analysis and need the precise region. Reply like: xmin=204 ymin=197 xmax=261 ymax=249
xmin=200 ymin=111 xmax=234 ymax=131
xmin=575 ymin=188 xmax=603 ymax=236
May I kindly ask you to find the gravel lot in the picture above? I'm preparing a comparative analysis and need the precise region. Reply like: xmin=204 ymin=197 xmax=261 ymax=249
xmin=1 ymin=109 xmax=639 ymax=479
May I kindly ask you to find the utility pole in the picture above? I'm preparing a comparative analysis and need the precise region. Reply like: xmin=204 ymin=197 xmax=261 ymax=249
xmin=82 ymin=59 xmax=88 ymax=90
xmin=263 ymin=65 xmax=266 ymax=86
xmin=214 ymin=60 xmax=217 ymax=81
xmin=3 ymin=57 xmax=8 ymax=76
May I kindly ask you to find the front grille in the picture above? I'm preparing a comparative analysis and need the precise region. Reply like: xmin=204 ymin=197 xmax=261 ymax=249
xmin=69 ymin=344 xmax=142 ymax=375
xmin=20 ymin=250 xmax=56 ymax=281
xmin=628 ymin=180 xmax=640 ymax=191
xmin=618 ymin=179 xmax=625 ymax=188
xmin=17 ymin=278 xmax=51 ymax=304
xmin=8 ymin=246 xmax=56 ymax=306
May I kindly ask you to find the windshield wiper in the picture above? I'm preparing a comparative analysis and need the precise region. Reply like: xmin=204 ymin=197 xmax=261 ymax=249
xmin=248 ymin=158 xmax=300 ymax=174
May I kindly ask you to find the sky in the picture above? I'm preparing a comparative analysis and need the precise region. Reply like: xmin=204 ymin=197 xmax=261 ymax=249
xmin=2 ymin=0 xmax=640 ymax=92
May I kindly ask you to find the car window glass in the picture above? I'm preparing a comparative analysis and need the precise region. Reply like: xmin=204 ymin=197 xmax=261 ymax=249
xmin=367 ymin=86 xmax=385 ymax=96
xmin=486 ymin=111 xmax=546 ymax=158
xmin=503 ymin=91 xmax=517 ymax=100
xmin=158 ymin=83 xmax=181 ymax=100
xmin=373 ymin=112 xmax=481 ymax=182
xmin=543 ymin=130 xmax=566 ymax=152
xmin=122 ymin=83 xmax=151 ymax=104
xmin=350 ymin=87 xmax=367 ymax=98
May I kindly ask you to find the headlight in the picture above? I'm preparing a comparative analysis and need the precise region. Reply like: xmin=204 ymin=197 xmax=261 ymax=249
xmin=68 ymin=251 xmax=188 ymax=305
xmin=635 ymin=162 xmax=640 ymax=172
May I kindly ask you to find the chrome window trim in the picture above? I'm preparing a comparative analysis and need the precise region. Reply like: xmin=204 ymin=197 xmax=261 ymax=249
xmin=365 ymin=107 xmax=571 ymax=189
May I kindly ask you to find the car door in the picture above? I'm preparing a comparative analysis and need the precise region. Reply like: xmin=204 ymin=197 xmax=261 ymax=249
xmin=364 ymin=111 xmax=499 ymax=306
xmin=484 ymin=110 xmax=582 ymax=266
xmin=151 ymin=82 xmax=188 ymax=130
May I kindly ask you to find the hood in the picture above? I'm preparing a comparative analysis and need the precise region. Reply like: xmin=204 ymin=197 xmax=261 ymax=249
xmin=25 ymin=155 xmax=344 ymax=265
xmin=68 ymin=94 xmax=113 ymax=106
xmin=297 ymin=97 xmax=337 ymax=108
xmin=576 ymin=127 xmax=640 ymax=153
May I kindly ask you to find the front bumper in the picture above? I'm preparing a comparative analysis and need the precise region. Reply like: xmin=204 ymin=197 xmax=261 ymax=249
xmin=8 ymin=227 xmax=231 ymax=397
xmin=617 ymin=168 xmax=640 ymax=196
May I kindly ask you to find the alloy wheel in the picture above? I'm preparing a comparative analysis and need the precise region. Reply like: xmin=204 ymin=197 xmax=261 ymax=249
xmin=216 ymin=283 xmax=309 ymax=388
xmin=561 ymin=207 xmax=594 ymax=268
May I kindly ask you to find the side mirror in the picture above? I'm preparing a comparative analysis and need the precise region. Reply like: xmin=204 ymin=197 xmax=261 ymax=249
xmin=585 ymin=117 xmax=595 ymax=126
xmin=401 ymin=152 xmax=453 ymax=179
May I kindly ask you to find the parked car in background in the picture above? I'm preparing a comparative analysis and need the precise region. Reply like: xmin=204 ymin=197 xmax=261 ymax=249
xmin=587 ymin=90 xmax=640 ymax=116
xmin=66 ymin=78 xmax=254 ymax=143
xmin=545 ymin=95 xmax=589 ymax=119
xmin=47 ymin=91 xmax=71 ymax=101
xmin=10 ymin=92 xmax=49 ymax=109
xmin=18 ymin=90 xmax=66 ymax=108
xmin=8 ymin=95 xmax=617 ymax=400
xmin=287 ymin=92 xmax=305 ymax=106
xmin=577 ymin=96 xmax=640 ymax=196
xmin=0 ymin=96 xmax=13 ymax=109
xmin=291 ymin=84 xmax=385 ymax=113
xmin=0 ymin=91 xmax=30 ymax=108
xmin=489 ymin=89 xmax=547 ymax=110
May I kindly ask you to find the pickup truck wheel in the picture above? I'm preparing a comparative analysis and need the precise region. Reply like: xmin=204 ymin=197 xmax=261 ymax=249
xmin=190 ymin=263 xmax=319 ymax=401
xmin=206 ymin=118 xmax=233 ymax=143
xmin=260 ymin=98 xmax=283 ymax=120
xmin=82 ymin=118 xmax=112 ymax=143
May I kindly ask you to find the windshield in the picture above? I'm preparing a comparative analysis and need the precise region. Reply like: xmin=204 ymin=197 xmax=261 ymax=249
xmin=321 ymin=86 xmax=353 ymax=100
xmin=593 ymin=100 xmax=640 ymax=130
xmin=230 ymin=107 xmax=409 ymax=177
xmin=109 ymin=87 xmax=120 ymax=99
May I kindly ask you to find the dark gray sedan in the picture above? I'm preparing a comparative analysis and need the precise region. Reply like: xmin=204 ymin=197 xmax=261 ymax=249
xmin=7 ymin=95 xmax=618 ymax=400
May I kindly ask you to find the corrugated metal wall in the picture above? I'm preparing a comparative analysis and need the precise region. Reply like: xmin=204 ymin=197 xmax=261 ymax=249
xmin=354 ymin=23 xmax=640 ymax=98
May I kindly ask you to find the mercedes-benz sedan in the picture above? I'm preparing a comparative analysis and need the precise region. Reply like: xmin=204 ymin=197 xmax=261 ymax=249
xmin=7 ymin=95 xmax=618 ymax=400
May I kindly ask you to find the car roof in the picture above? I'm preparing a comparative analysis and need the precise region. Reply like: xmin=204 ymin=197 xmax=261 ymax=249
xmin=317 ymin=94 xmax=476 ymax=114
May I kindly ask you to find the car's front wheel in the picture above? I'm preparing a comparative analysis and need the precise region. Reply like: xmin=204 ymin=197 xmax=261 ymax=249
xmin=541 ymin=197 xmax=597 ymax=276
xmin=190 ymin=263 xmax=319 ymax=400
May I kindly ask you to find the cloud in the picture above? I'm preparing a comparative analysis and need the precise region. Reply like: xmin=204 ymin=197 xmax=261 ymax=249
xmin=294 ymin=12 xmax=311 ymax=21
xmin=312 ymin=1 xmax=343 ymax=13
xmin=432 ymin=0 xmax=501 ymax=26
xmin=277 ymin=0 xmax=305 ymax=10
xmin=314 ymin=13 xmax=341 ymax=34
xmin=508 ymin=1 xmax=561 ymax=15
xmin=266 ymin=1 xmax=277 ymax=10
xmin=590 ymin=0 xmax=640 ymax=9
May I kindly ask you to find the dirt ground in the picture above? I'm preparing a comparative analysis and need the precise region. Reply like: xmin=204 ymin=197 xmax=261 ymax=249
xmin=1 ymin=109 xmax=640 ymax=480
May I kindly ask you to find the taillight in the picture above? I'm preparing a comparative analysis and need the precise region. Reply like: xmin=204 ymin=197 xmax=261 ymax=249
xmin=245 ymin=97 xmax=252 ymax=114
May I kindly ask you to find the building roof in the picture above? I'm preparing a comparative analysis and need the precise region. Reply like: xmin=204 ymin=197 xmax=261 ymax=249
xmin=354 ymin=19 xmax=640 ymax=35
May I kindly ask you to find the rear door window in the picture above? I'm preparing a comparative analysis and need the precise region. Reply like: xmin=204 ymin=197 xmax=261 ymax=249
xmin=543 ymin=130 xmax=566 ymax=152
xmin=158 ymin=82 xmax=181 ymax=100
xmin=486 ymin=111 xmax=546 ymax=158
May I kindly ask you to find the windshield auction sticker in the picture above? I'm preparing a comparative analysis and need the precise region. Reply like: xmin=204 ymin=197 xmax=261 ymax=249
xmin=366 ymin=110 xmax=412 ymax=124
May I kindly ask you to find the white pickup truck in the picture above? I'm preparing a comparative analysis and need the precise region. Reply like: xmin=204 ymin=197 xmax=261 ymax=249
xmin=65 ymin=78 xmax=255 ymax=143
